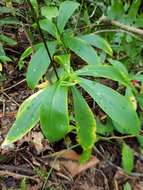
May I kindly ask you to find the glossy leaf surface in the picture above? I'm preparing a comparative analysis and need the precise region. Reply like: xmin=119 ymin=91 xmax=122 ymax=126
xmin=54 ymin=54 xmax=71 ymax=73
xmin=30 ymin=0 xmax=39 ymax=17
xmin=41 ymin=6 xmax=58 ymax=20
xmin=26 ymin=42 xmax=56 ymax=89
xmin=64 ymin=35 xmax=100 ymax=65
xmin=40 ymin=19 xmax=59 ymax=39
xmin=136 ymin=94 xmax=143 ymax=109
xmin=79 ymin=78 xmax=140 ymax=135
xmin=57 ymin=1 xmax=79 ymax=33
xmin=122 ymin=143 xmax=134 ymax=174
xmin=76 ymin=65 xmax=131 ymax=87
xmin=3 ymin=87 xmax=50 ymax=146
xmin=40 ymin=83 xmax=69 ymax=142
xmin=80 ymin=34 xmax=113 ymax=56
xmin=72 ymin=87 xmax=96 ymax=150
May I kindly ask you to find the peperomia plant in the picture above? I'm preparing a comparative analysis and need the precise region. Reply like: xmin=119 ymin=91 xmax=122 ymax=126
xmin=2 ymin=0 xmax=141 ymax=161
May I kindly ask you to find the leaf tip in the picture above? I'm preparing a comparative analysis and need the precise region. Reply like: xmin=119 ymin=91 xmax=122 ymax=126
xmin=1 ymin=139 xmax=10 ymax=147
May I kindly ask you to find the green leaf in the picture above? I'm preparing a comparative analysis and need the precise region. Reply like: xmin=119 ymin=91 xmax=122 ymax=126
xmin=30 ymin=0 xmax=39 ymax=17
xmin=127 ymin=0 xmax=141 ymax=24
xmin=40 ymin=83 xmax=69 ymax=142
xmin=26 ymin=41 xmax=56 ymax=89
xmin=0 ymin=34 xmax=17 ymax=46
xmin=136 ymin=13 xmax=143 ymax=27
xmin=72 ymin=87 xmax=96 ymax=161
xmin=18 ymin=42 xmax=45 ymax=70
xmin=80 ymin=34 xmax=113 ymax=56
xmin=41 ymin=6 xmax=58 ymax=20
xmin=2 ymin=87 xmax=50 ymax=146
xmin=57 ymin=1 xmax=79 ymax=33
xmin=0 ymin=56 xmax=12 ymax=63
xmin=20 ymin=178 xmax=28 ymax=190
xmin=54 ymin=54 xmax=71 ymax=73
xmin=40 ymin=19 xmax=59 ymax=39
xmin=0 ymin=17 xmax=20 ymax=26
xmin=0 ymin=6 xmax=15 ymax=14
xmin=80 ymin=149 xmax=92 ymax=163
xmin=133 ymin=74 xmax=143 ymax=82
xmin=122 ymin=143 xmax=134 ymax=174
xmin=137 ymin=135 xmax=143 ymax=148
xmin=96 ymin=119 xmax=113 ymax=136
xmin=64 ymin=35 xmax=100 ymax=65
xmin=76 ymin=65 xmax=131 ymax=87
xmin=125 ymin=87 xmax=137 ymax=111
xmin=108 ymin=59 xmax=129 ymax=76
xmin=136 ymin=94 xmax=143 ymax=109
xmin=0 ymin=44 xmax=5 ymax=56
xmin=18 ymin=47 xmax=33 ymax=69
xmin=107 ymin=0 xmax=124 ymax=20
xmin=79 ymin=78 xmax=140 ymax=135
xmin=123 ymin=182 xmax=132 ymax=190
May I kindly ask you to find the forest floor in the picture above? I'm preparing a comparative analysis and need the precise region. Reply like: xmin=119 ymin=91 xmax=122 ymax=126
xmin=1 ymin=2 xmax=143 ymax=189
xmin=0 ymin=24 xmax=143 ymax=190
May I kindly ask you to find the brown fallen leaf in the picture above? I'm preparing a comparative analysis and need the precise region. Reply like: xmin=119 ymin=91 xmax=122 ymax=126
xmin=134 ymin=182 xmax=143 ymax=190
xmin=18 ymin=131 xmax=52 ymax=154
xmin=49 ymin=150 xmax=99 ymax=177
xmin=31 ymin=132 xmax=44 ymax=154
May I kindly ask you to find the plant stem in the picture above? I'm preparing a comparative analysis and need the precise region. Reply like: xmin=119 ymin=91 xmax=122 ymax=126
xmin=27 ymin=0 xmax=59 ymax=80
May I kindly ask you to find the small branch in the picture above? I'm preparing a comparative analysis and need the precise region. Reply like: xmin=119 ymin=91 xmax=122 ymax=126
xmin=0 ymin=79 xmax=26 ymax=93
xmin=22 ymin=23 xmax=35 ymax=53
xmin=99 ymin=15 xmax=143 ymax=37
xmin=100 ymin=135 xmax=135 ymax=141
xmin=0 ymin=170 xmax=39 ymax=182
xmin=2 ymin=92 xmax=19 ymax=106
xmin=27 ymin=0 xmax=59 ymax=80
xmin=0 ymin=164 xmax=36 ymax=176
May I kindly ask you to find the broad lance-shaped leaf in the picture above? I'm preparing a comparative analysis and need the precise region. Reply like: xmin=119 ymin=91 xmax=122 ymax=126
xmin=2 ymin=87 xmax=51 ymax=146
xmin=30 ymin=0 xmax=39 ymax=17
xmin=123 ymin=182 xmax=132 ymax=190
xmin=80 ymin=34 xmax=113 ymax=56
xmin=40 ymin=83 xmax=69 ymax=142
xmin=40 ymin=19 xmax=59 ymax=39
xmin=63 ymin=35 xmax=100 ymax=65
xmin=127 ymin=0 xmax=141 ymax=24
xmin=72 ymin=87 xmax=96 ymax=161
xmin=18 ymin=47 xmax=33 ymax=69
xmin=54 ymin=54 xmax=71 ymax=73
xmin=108 ymin=59 xmax=129 ymax=75
xmin=79 ymin=78 xmax=140 ymax=135
xmin=0 ymin=34 xmax=17 ymax=46
xmin=107 ymin=0 xmax=124 ymax=20
xmin=41 ymin=5 xmax=59 ymax=20
xmin=76 ymin=65 xmax=131 ymax=87
xmin=57 ymin=1 xmax=79 ymax=33
xmin=18 ymin=42 xmax=49 ymax=69
xmin=122 ymin=143 xmax=134 ymax=174
xmin=26 ymin=41 xmax=56 ymax=89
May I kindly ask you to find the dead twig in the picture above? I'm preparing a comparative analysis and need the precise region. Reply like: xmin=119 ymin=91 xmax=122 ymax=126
xmin=0 ymin=164 xmax=36 ymax=176
xmin=2 ymin=92 xmax=19 ymax=106
xmin=0 ymin=79 xmax=26 ymax=93
xmin=0 ymin=111 xmax=17 ymax=118
xmin=0 ymin=170 xmax=39 ymax=182
xmin=99 ymin=15 xmax=143 ymax=37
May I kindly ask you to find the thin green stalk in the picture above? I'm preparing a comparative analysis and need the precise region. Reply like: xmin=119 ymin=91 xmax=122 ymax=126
xmin=42 ymin=144 xmax=79 ymax=190
xmin=27 ymin=0 xmax=59 ymax=80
